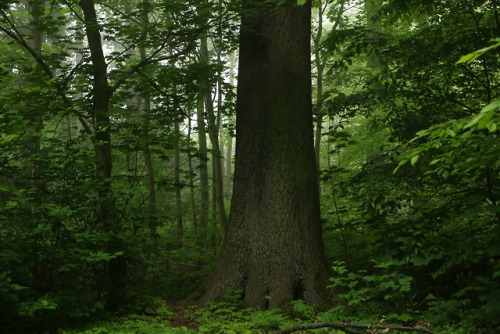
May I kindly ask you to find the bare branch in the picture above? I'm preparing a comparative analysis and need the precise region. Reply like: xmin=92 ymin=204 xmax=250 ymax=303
xmin=61 ymin=0 xmax=85 ymax=23
xmin=271 ymin=322 xmax=438 ymax=334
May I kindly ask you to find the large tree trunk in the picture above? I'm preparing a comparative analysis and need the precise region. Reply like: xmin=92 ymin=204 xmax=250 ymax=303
xmin=201 ymin=0 xmax=329 ymax=309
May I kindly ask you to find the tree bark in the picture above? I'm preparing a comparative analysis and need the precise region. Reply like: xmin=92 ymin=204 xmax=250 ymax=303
xmin=201 ymin=0 xmax=329 ymax=309
xmin=79 ymin=0 xmax=127 ymax=311
xmin=225 ymin=135 xmax=232 ymax=198
xmin=196 ymin=99 xmax=210 ymax=228
xmin=174 ymin=120 xmax=184 ymax=248
xmin=187 ymin=117 xmax=198 ymax=226
xmin=142 ymin=105 xmax=158 ymax=239
xmin=224 ymin=52 xmax=236 ymax=198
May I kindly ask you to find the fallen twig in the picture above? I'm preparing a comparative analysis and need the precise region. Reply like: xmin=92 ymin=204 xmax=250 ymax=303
xmin=271 ymin=322 xmax=437 ymax=334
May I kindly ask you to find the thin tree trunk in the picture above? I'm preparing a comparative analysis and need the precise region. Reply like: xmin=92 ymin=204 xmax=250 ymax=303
xmin=80 ymin=0 xmax=127 ymax=311
xmin=139 ymin=0 xmax=158 ymax=240
xmin=211 ymin=154 xmax=217 ymax=222
xmin=225 ymin=137 xmax=233 ymax=197
xmin=143 ymin=131 xmax=157 ymax=238
xmin=73 ymin=22 xmax=90 ymax=143
xmin=200 ymin=33 xmax=228 ymax=238
xmin=187 ymin=117 xmax=198 ymax=226
xmin=21 ymin=0 xmax=44 ymax=192
xmin=197 ymin=99 xmax=210 ymax=228
xmin=313 ymin=0 xmax=326 ymax=170
xmin=174 ymin=120 xmax=184 ymax=248
xmin=21 ymin=0 xmax=45 ymax=298
xmin=224 ymin=53 xmax=236 ymax=198
xmin=313 ymin=0 xmax=344 ymax=186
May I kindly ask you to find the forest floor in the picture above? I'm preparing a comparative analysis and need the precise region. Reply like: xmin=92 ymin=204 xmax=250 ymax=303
xmin=165 ymin=300 xmax=202 ymax=330
xmin=59 ymin=299 xmax=442 ymax=334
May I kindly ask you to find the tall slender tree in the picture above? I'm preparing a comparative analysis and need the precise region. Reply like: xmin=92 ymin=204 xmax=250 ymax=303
xmin=186 ymin=116 xmax=199 ymax=226
xmin=196 ymin=98 xmax=210 ymax=228
xmin=201 ymin=0 xmax=329 ymax=308
xmin=20 ymin=0 xmax=45 ymax=192
xmin=198 ymin=0 xmax=228 ymax=236
xmin=313 ymin=0 xmax=327 ymax=169
xmin=79 ymin=0 xmax=127 ymax=310
xmin=139 ymin=0 xmax=159 ymax=240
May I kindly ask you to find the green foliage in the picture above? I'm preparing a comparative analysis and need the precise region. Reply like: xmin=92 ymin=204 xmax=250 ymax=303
xmin=0 ymin=0 xmax=235 ymax=330
xmin=57 ymin=301 xmax=319 ymax=334
xmin=189 ymin=307 xmax=277 ymax=333
xmin=328 ymin=261 xmax=417 ymax=322
xmin=317 ymin=1 xmax=499 ymax=333
xmin=59 ymin=313 xmax=192 ymax=334
xmin=290 ymin=299 xmax=316 ymax=320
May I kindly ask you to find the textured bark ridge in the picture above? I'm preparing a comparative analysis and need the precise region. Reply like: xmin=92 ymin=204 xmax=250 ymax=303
xmin=200 ymin=0 xmax=330 ymax=309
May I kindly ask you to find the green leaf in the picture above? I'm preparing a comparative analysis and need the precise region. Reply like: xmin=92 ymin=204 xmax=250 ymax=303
xmin=417 ymin=129 xmax=431 ymax=137
xmin=481 ymin=99 xmax=500 ymax=113
xmin=478 ymin=111 xmax=494 ymax=129
xmin=397 ymin=313 xmax=414 ymax=322
xmin=456 ymin=42 xmax=500 ymax=64
xmin=393 ymin=159 xmax=407 ymax=174
xmin=487 ymin=122 xmax=497 ymax=132
xmin=464 ymin=99 xmax=500 ymax=130
xmin=410 ymin=155 xmax=419 ymax=166
xmin=410 ymin=129 xmax=430 ymax=143
xmin=297 ymin=0 xmax=307 ymax=5
xmin=456 ymin=52 xmax=481 ymax=64
xmin=11 ymin=284 xmax=28 ymax=290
